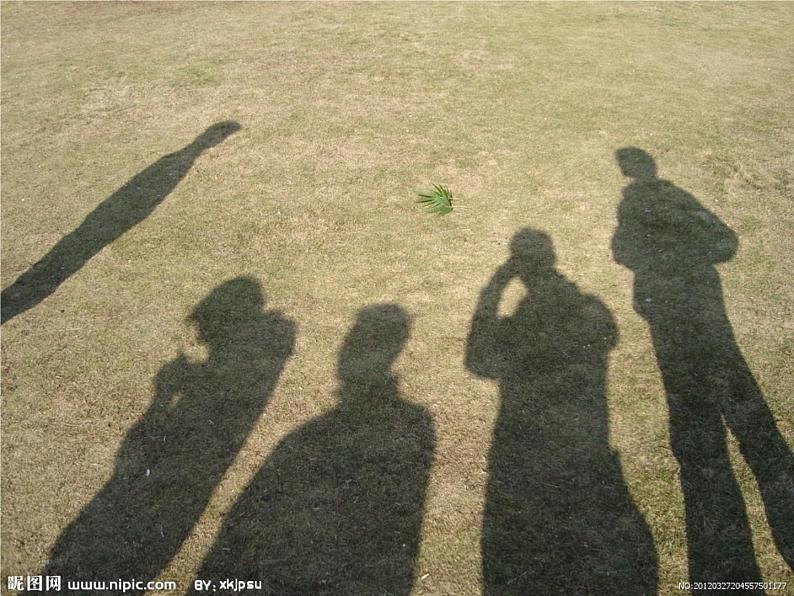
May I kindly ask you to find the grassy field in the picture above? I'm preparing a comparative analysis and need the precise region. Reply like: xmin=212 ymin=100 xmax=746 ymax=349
xmin=2 ymin=3 xmax=793 ymax=594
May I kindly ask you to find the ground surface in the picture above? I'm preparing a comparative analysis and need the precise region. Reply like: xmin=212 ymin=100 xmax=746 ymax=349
xmin=2 ymin=3 xmax=793 ymax=595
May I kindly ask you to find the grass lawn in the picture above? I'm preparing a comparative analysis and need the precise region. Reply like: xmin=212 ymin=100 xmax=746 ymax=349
xmin=2 ymin=3 xmax=792 ymax=594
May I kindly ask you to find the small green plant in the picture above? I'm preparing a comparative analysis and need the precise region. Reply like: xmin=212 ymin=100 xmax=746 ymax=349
xmin=417 ymin=184 xmax=453 ymax=215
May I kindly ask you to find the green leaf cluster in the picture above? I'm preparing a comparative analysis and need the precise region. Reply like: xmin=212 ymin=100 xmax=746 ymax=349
xmin=417 ymin=184 xmax=453 ymax=215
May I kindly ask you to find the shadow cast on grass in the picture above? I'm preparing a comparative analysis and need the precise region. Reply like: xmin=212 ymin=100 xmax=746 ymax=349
xmin=38 ymin=277 xmax=295 ymax=594
xmin=612 ymin=147 xmax=794 ymax=584
xmin=467 ymin=228 xmax=658 ymax=595
xmin=1 ymin=121 xmax=240 ymax=325
xmin=189 ymin=304 xmax=435 ymax=596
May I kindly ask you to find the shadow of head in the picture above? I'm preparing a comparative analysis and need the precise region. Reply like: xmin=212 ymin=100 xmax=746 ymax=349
xmin=188 ymin=276 xmax=264 ymax=345
xmin=616 ymin=147 xmax=657 ymax=180
xmin=510 ymin=228 xmax=556 ymax=283
xmin=192 ymin=121 xmax=242 ymax=150
xmin=338 ymin=304 xmax=410 ymax=384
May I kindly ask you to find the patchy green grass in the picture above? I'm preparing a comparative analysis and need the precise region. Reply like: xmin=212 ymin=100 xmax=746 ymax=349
xmin=2 ymin=3 xmax=793 ymax=594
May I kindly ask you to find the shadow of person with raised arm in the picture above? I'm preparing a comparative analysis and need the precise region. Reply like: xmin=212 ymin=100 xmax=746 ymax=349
xmin=611 ymin=147 xmax=794 ymax=583
xmin=467 ymin=229 xmax=657 ymax=595
xmin=1 ymin=121 xmax=241 ymax=324
xmin=190 ymin=304 xmax=435 ymax=596
xmin=39 ymin=277 xmax=295 ymax=594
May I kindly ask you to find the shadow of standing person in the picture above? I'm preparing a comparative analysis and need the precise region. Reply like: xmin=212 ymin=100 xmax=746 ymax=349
xmin=39 ymin=277 xmax=295 ymax=594
xmin=190 ymin=304 xmax=435 ymax=596
xmin=611 ymin=147 xmax=794 ymax=584
xmin=1 ymin=121 xmax=241 ymax=324
xmin=467 ymin=229 xmax=657 ymax=595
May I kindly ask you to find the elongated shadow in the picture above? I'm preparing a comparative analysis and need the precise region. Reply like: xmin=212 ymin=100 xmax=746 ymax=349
xmin=1 ymin=121 xmax=241 ymax=324
xmin=39 ymin=277 xmax=295 ymax=593
xmin=612 ymin=147 xmax=794 ymax=583
xmin=190 ymin=304 xmax=435 ymax=595
xmin=467 ymin=229 xmax=657 ymax=595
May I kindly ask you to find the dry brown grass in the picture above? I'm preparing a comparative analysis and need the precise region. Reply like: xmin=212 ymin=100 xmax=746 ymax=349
xmin=2 ymin=3 xmax=793 ymax=594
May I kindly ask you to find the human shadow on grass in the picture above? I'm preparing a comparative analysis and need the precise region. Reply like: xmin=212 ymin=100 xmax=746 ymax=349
xmin=466 ymin=229 xmax=658 ymax=595
xmin=39 ymin=277 xmax=295 ymax=594
xmin=189 ymin=304 xmax=435 ymax=596
xmin=1 ymin=121 xmax=240 ymax=325
xmin=612 ymin=147 xmax=794 ymax=584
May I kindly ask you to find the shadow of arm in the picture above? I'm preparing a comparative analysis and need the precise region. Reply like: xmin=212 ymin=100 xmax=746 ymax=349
xmin=465 ymin=262 xmax=515 ymax=379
